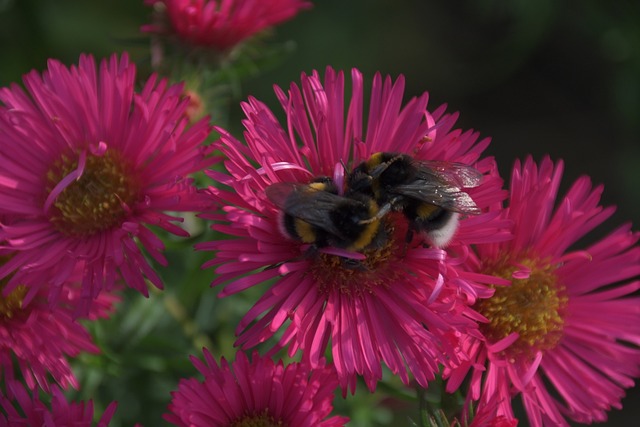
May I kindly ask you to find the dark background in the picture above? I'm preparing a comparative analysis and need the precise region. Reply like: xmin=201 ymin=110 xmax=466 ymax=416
xmin=1 ymin=0 xmax=638 ymax=425
xmin=3 ymin=0 xmax=636 ymax=231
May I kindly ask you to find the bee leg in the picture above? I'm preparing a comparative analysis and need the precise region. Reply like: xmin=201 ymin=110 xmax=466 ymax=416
xmin=405 ymin=228 xmax=414 ymax=245
xmin=370 ymin=154 xmax=403 ymax=177
xmin=358 ymin=202 xmax=393 ymax=225
xmin=401 ymin=226 xmax=415 ymax=258
xmin=341 ymin=257 xmax=368 ymax=271
xmin=303 ymin=245 xmax=320 ymax=259
xmin=265 ymin=245 xmax=317 ymax=272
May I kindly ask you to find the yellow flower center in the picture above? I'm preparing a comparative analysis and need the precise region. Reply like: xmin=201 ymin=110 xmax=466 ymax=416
xmin=231 ymin=409 xmax=285 ymax=427
xmin=0 ymin=285 xmax=27 ymax=320
xmin=46 ymin=150 xmax=139 ymax=237
xmin=475 ymin=257 xmax=568 ymax=360
xmin=0 ymin=256 xmax=27 ymax=320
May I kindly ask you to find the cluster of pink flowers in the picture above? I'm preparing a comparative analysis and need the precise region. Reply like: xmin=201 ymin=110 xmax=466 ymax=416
xmin=197 ymin=66 xmax=640 ymax=426
xmin=1 ymin=0 xmax=638 ymax=426
xmin=0 ymin=383 xmax=120 ymax=427
xmin=0 ymin=51 xmax=213 ymax=424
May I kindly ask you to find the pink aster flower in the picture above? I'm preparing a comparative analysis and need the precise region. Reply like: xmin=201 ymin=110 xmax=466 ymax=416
xmin=165 ymin=349 xmax=348 ymax=426
xmin=0 ymin=382 xmax=127 ymax=426
xmin=143 ymin=0 xmax=312 ymax=51
xmin=456 ymin=393 xmax=518 ymax=427
xmin=198 ymin=67 xmax=508 ymax=392
xmin=0 ymin=251 xmax=118 ymax=394
xmin=0 ymin=53 xmax=213 ymax=315
xmin=445 ymin=156 xmax=640 ymax=426
xmin=467 ymin=411 xmax=518 ymax=427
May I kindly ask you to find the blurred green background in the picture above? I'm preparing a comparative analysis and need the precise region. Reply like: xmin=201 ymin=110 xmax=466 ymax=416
xmin=1 ymin=0 xmax=638 ymax=426
xmin=2 ymin=0 xmax=637 ymax=230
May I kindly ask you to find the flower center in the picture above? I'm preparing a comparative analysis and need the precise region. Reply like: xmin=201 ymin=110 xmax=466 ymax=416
xmin=231 ymin=410 xmax=285 ymax=427
xmin=475 ymin=257 xmax=568 ymax=360
xmin=0 ymin=256 xmax=27 ymax=320
xmin=311 ymin=215 xmax=405 ymax=296
xmin=0 ymin=285 xmax=27 ymax=320
xmin=46 ymin=150 xmax=138 ymax=237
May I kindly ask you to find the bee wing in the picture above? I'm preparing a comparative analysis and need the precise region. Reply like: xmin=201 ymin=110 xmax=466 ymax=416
xmin=265 ymin=182 xmax=350 ymax=237
xmin=390 ymin=180 xmax=481 ymax=214
xmin=386 ymin=160 xmax=483 ymax=216
xmin=265 ymin=182 xmax=302 ymax=210
xmin=413 ymin=160 xmax=483 ymax=189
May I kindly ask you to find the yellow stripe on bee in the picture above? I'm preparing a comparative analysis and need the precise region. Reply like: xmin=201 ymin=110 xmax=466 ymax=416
xmin=349 ymin=200 xmax=381 ymax=250
xmin=416 ymin=203 xmax=439 ymax=218
xmin=366 ymin=152 xmax=385 ymax=169
xmin=364 ymin=152 xmax=385 ymax=198
xmin=294 ymin=219 xmax=316 ymax=243
xmin=306 ymin=182 xmax=327 ymax=192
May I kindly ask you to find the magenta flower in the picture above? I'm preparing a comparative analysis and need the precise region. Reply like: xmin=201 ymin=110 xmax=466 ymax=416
xmin=143 ymin=0 xmax=312 ymax=51
xmin=198 ymin=67 xmax=507 ymax=392
xmin=0 ymin=53 xmax=213 ymax=315
xmin=445 ymin=156 xmax=640 ymax=426
xmin=0 ymin=382 xmax=127 ymax=426
xmin=469 ymin=412 xmax=518 ymax=427
xmin=459 ymin=392 xmax=519 ymax=427
xmin=165 ymin=349 xmax=348 ymax=426
xmin=0 ymin=253 xmax=118 ymax=393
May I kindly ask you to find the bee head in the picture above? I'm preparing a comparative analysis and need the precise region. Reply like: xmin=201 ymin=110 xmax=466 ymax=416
xmin=372 ymin=153 xmax=414 ymax=188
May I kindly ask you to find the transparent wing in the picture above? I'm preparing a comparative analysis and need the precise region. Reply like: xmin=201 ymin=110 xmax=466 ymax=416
xmin=390 ymin=182 xmax=481 ymax=214
xmin=265 ymin=182 xmax=354 ymax=237
xmin=413 ymin=160 xmax=483 ymax=189
xmin=392 ymin=161 xmax=482 ymax=214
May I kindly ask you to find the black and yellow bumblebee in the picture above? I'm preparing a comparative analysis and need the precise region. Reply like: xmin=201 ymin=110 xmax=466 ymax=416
xmin=266 ymin=177 xmax=391 ymax=252
xmin=348 ymin=152 xmax=482 ymax=247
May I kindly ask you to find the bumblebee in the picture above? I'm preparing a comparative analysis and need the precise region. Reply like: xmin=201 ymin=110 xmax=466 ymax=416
xmin=348 ymin=152 xmax=482 ymax=247
xmin=266 ymin=177 xmax=390 ymax=252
